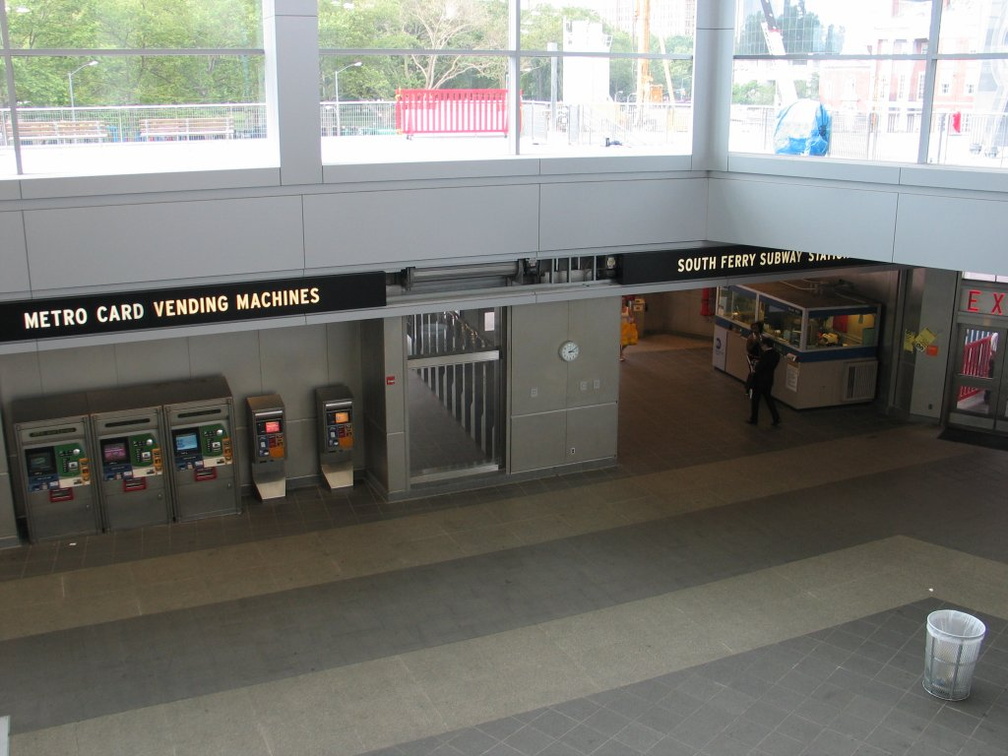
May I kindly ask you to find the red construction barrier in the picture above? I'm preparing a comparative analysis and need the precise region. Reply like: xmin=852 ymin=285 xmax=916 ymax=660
xmin=395 ymin=89 xmax=511 ymax=136
xmin=958 ymin=334 xmax=994 ymax=401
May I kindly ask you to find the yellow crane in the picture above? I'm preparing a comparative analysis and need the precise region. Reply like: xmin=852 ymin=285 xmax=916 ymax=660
xmin=634 ymin=0 xmax=652 ymax=104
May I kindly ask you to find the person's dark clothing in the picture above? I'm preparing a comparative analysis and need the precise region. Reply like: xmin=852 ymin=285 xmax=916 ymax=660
xmin=748 ymin=344 xmax=781 ymax=425
xmin=745 ymin=323 xmax=763 ymax=372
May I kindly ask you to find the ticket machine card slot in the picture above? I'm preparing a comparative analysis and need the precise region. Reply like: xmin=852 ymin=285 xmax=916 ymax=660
xmin=49 ymin=487 xmax=74 ymax=503
xmin=123 ymin=477 xmax=148 ymax=492
xmin=194 ymin=467 xmax=218 ymax=482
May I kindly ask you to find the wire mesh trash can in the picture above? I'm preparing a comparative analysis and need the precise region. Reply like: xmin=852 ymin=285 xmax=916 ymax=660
xmin=923 ymin=609 xmax=986 ymax=700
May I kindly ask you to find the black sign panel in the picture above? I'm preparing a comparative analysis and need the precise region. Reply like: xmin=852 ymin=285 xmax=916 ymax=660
xmin=0 ymin=272 xmax=386 ymax=343
xmin=619 ymin=245 xmax=879 ymax=285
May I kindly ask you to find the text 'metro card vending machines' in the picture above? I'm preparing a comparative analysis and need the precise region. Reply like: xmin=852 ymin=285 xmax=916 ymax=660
xmin=11 ymin=392 xmax=101 ymax=542
xmin=246 ymin=394 xmax=287 ymax=501
xmin=162 ymin=376 xmax=240 ymax=521
xmin=316 ymin=385 xmax=354 ymax=490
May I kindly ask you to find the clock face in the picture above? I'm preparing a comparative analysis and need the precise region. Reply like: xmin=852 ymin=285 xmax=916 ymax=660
xmin=559 ymin=340 xmax=580 ymax=362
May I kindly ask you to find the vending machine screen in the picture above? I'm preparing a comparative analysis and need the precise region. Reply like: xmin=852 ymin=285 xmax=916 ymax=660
xmin=264 ymin=419 xmax=281 ymax=434
xmin=175 ymin=431 xmax=199 ymax=453
xmin=26 ymin=449 xmax=56 ymax=476
xmin=102 ymin=440 xmax=128 ymax=464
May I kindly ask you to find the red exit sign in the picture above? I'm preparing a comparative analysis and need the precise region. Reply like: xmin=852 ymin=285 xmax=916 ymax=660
xmin=963 ymin=288 xmax=1008 ymax=316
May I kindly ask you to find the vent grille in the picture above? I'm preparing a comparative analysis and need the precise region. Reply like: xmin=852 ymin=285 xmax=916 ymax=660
xmin=843 ymin=361 xmax=878 ymax=402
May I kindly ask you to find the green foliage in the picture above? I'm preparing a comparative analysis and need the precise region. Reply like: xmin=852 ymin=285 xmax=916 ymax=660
xmin=732 ymin=80 xmax=775 ymax=105
xmin=7 ymin=0 xmax=261 ymax=106
xmin=5 ymin=0 xmax=692 ymax=105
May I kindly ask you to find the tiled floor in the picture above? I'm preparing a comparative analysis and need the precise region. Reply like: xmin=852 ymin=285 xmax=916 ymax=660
xmin=2 ymin=334 xmax=1008 ymax=756
xmin=364 ymin=599 xmax=1008 ymax=756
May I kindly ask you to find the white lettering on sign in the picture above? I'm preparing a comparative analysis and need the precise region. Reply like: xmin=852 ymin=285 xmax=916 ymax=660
xmin=236 ymin=287 xmax=321 ymax=310
xmin=806 ymin=253 xmax=847 ymax=262
xmin=152 ymin=296 xmax=229 ymax=318
xmin=759 ymin=250 xmax=803 ymax=266
xmin=23 ymin=308 xmax=88 ymax=329
xmin=719 ymin=253 xmax=757 ymax=269
xmin=677 ymin=255 xmax=718 ymax=273
xmin=97 ymin=303 xmax=146 ymax=322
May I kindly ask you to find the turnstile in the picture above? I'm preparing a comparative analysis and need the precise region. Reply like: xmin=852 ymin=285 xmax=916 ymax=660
xmin=90 ymin=391 xmax=170 ymax=531
xmin=162 ymin=376 xmax=240 ymax=522
xmin=11 ymin=393 xmax=101 ymax=541
xmin=316 ymin=385 xmax=354 ymax=490
xmin=247 ymin=394 xmax=287 ymax=501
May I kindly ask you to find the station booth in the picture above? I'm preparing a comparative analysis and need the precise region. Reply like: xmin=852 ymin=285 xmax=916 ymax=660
xmin=713 ymin=281 xmax=883 ymax=408
xmin=10 ymin=375 xmax=240 ymax=542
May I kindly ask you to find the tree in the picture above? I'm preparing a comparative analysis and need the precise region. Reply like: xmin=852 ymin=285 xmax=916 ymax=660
xmin=6 ymin=0 xmax=261 ymax=106
xmin=732 ymin=80 xmax=775 ymax=105
xmin=399 ymin=0 xmax=508 ymax=89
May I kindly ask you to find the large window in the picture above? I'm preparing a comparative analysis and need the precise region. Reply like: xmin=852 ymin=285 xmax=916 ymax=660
xmin=318 ymin=0 xmax=695 ymax=160
xmin=0 ymin=0 xmax=265 ymax=176
xmin=731 ymin=0 xmax=1008 ymax=168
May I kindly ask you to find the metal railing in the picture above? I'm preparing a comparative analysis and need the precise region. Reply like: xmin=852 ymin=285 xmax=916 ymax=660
xmin=2 ymin=99 xmax=690 ymax=148
xmin=1 ymin=103 xmax=267 ymax=145
xmin=730 ymin=103 xmax=1008 ymax=166
xmin=406 ymin=311 xmax=501 ymax=479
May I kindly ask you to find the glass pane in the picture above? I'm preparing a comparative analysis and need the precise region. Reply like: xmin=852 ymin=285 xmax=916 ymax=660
xmin=955 ymin=327 xmax=996 ymax=418
xmin=12 ymin=54 xmax=264 ymax=108
xmin=320 ymin=0 xmax=507 ymax=51
xmin=520 ymin=54 xmax=690 ymax=155
xmin=0 ymin=60 xmax=13 ymax=176
xmin=927 ymin=59 xmax=1008 ymax=167
xmin=7 ymin=0 xmax=262 ymax=49
xmin=320 ymin=54 xmax=512 ymax=163
xmin=958 ymin=328 xmax=998 ymax=379
xmin=10 ymin=55 xmax=268 ymax=176
xmin=730 ymin=58 xmax=922 ymax=162
xmin=735 ymin=0 xmax=933 ymax=56
xmin=719 ymin=288 xmax=759 ymax=326
xmin=938 ymin=0 xmax=1008 ymax=55
xmin=762 ymin=299 xmax=801 ymax=346
xmin=522 ymin=0 xmax=694 ymax=53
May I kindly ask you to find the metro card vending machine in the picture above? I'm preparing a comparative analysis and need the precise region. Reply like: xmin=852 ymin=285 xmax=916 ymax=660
xmin=246 ymin=394 xmax=287 ymax=501
xmin=163 ymin=376 xmax=240 ymax=522
xmin=90 ymin=397 xmax=171 ymax=531
xmin=11 ymin=393 xmax=101 ymax=542
xmin=315 ymin=385 xmax=354 ymax=490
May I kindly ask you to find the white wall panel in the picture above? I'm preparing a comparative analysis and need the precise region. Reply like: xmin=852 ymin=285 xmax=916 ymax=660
xmin=17 ymin=168 xmax=280 ymax=201
xmin=707 ymin=177 xmax=899 ymax=262
xmin=258 ymin=324 xmax=328 ymax=419
xmin=112 ymin=337 xmax=192 ymax=385
xmin=539 ymin=178 xmax=707 ymax=252
xmin=186 ymin=330 xmax=263 ymax=402
xmin=0 ymin=212 xmax=29 ymax=295
xmin=23 ymin=196 xmax=305 ymax=291
xmin=303 ymin=185 xmax=539 ymax=268
xmin=0 ymin=351 xmax=44 ymax=404
xmin=895 ymin=194 xmax=1008 ymax=276
xmin=37 ymin=344 xmax=118 ymax=394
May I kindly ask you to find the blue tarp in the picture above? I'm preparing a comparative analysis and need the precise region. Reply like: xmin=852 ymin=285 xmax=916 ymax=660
xmin=773 ymin=99 xmax=831 ymax=156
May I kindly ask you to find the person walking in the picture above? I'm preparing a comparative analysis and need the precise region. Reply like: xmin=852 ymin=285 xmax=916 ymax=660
xmin=747 ymin=334 xmax=781 ymax=426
